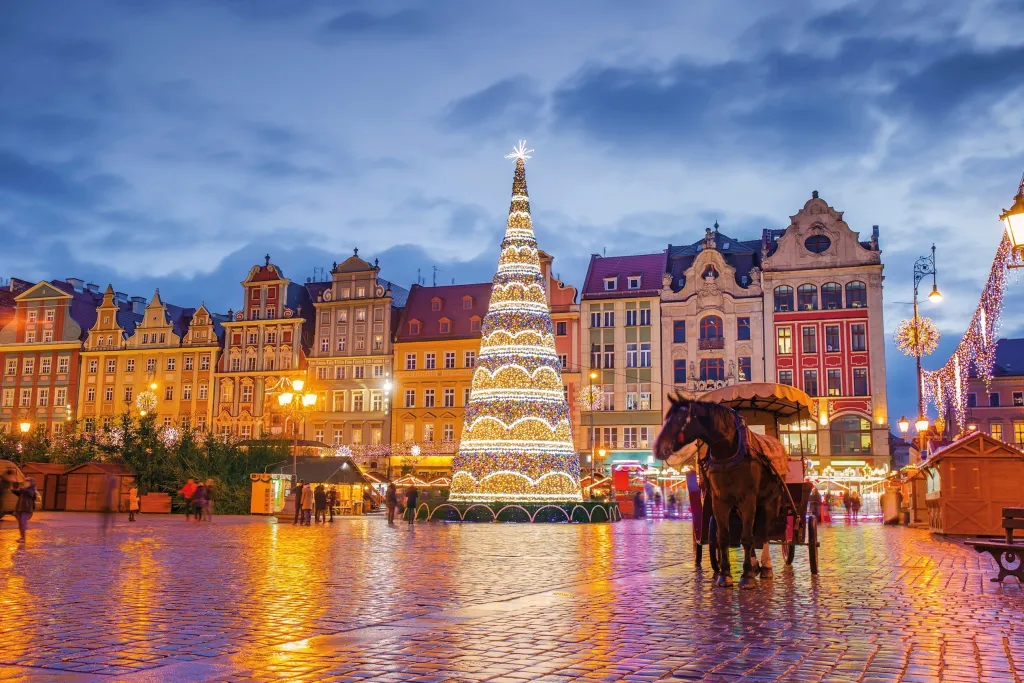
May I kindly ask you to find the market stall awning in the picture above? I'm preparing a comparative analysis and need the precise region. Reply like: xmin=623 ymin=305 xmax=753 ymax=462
xmin=269 ymin=456 xmax=370 ymax=485
xmin=699 ymin=382 xmax=816 ymax=419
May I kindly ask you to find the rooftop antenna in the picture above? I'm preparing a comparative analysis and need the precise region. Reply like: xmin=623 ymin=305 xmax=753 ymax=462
xmin=603 ymin=247 xmax=606 ymax=257
xmin=417 ymin=268 xmax=422 ymax=286
xmin=433 ymin=265 xmax=442 ymax=287
xmin=451 ymin=277 xmax=455 ymax=285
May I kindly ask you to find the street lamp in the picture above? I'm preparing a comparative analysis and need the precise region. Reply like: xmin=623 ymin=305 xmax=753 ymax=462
xmin=910 ymin=245 xmax=941 ymax=420
xmin=589 ymin=370 xmax=598 ymax=476
xmin=1001 ymin=172 xmax=1024 ymax=260
xmin=19 ymin=421 xmax=31 ymax=434
xmin=275 ymin=377 xmax=318 ymax=486
xmin=597 ymin=448 xmax=607 ymax=480
xmin=897 ymin=415 xmax=910 ymax=439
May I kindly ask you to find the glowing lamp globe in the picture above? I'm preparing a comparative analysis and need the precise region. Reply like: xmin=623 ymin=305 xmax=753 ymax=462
xmin=291 ymin=378 xmax=304 ymax=392
xmin=1001 ymin=184 xmax=1024 ymax=254
xmin=927 ymin=285 xmax=942 ymax=303
xmin=19 ymin=421 xmax=31 ymax=434
xmin=915 ymin=417 xmax=929 ymax=434
xmin=897 ymin=416 xmax=910 ymax=435
xmin=278 ymin=392 xmax=293 ymax=406
xmin=301 ymin=393 xmax=316 ymax=407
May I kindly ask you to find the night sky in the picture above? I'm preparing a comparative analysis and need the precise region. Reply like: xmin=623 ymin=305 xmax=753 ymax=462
xmin=2 ymin=0 xmax=1024 ymax=426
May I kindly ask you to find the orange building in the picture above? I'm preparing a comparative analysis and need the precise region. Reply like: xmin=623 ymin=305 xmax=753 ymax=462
xmin=539 ymin=251 xmax=584 ymax=454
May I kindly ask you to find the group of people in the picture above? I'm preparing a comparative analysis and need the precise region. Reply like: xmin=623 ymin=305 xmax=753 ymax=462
xmin=384 ymin=482 xmax=418 ymax=525
xmin=290 ymin=480 xmax=344 ymax=524
xmin=178 ymin=478 xmax=216 ymax=522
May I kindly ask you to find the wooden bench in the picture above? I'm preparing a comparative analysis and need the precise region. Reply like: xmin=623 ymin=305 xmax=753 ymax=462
xmin=967 ymin=508 xmax=1024 ymax=584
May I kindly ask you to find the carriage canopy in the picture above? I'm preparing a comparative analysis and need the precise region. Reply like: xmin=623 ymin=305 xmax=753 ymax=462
xmin=698 ymin=383 xmax=816 ymax=419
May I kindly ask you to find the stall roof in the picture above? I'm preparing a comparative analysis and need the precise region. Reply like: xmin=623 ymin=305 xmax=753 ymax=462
xmin=64 ymin=462 xmax=133 ymax=476
xmin=699 ymin=382 xmax=816 ymax=418
xmin=269 ymin=456 xmax=369 ymax=485
xmin=922 ymin=431 xmax=1024 ymax=468
xmin=21 ymin=462 xmax=68 ymax=475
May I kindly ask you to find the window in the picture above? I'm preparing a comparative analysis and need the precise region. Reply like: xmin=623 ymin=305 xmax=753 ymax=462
xmin=626 ymin=342 xmax=638 ymax=368
xmin=164 ymin=386 xmax=174 ymax=401
xmin=126 ymin=359 xmax=135 ymax=373
xmin=673 ymin=320 xmax=686 ymax=343
xmin=425 ymin=353 xmax=436 ymax=370
xmin=142 ymin=333 xmax=149 ymax=344
xmin=337 ymin=310 xmax=348 ymax=323
xmin=853 ymin=368 xmax=868 ymax=396
xmin=184 ymin=356 xmax=194 ymax=371
xmin=640 ymin=308 xmax=651 ymax=326
xmin=336 ymin=337 xmax=347 ymax=353
xmin=124 ymin=387 xmax=133 ymax=402
xmin=103 ymin=386 xmax=113 ymax=402
xmin=831 ymin=415 xmax=872 ymax=454
xmin=43 ymin=330 xmax=52 ymax=343
xmin=409 ymin=321 xmax=420 ymax=335
xmin=5 ymin=359 xmax=15 ymax=375
xmin=320 ymin=312 xmax=330 ymax=325
xmin=604 ymin=310 xmax=615 ymax=327
xmin=625 ymin=385 xmax=639 ymax=410
xmin=320 ymin=338 xmax=329 ymax=353
xmin=805 ymin=234 xmax=831 ymax=253
xmin=673 ymin=359 xmax=687 ymax=384
xmin=700 ymin=315 xmax=723 ymax=341
xmin=827 ymin=369 xmax=842 ymax=396
xmin=559 ymin=354 xmax=568 ymax=369
xmin=603 ymin=277 xmax=617 ymax=291
xmin=774 ymin=286 xmax=794 ymax=312
xmin=823 ymin=325 xmax=840 ymax=353
xmin=59 ymin=357 xmax=69 ymax=374
xmin=333 ymin=391 xmax=345 ymax=411
xmin=603 ymin=344 xmax=614 ymax=369
xmin=423 ymin=423 xmax=435 ymax=442
xmin=371 ymin=392 xmax=383 ymax=411
xmin=38 ymin=388 xmax=49 ymax=406
xmin=85 ymin=387 xmax=95 ymax=403
xmin=797 ymin=284 xmax=817 ymax=311
xmin=464 ymin=351 xmax=476 ymax=368
xmin=352 ymin=392 xmax=364 ymax=411
xmin=850 ymin=324 xmax=866 ymax=352
xmin=84 ymin=418 xmax=95 ymax=432
xmin=623 ymin=426 xmax=639 ymax=448
xmin=1 ymin=389 xmax=12 ymax=407
xmin=166 ymin=357 xmax=176 ymax=371
xmin=556 ymin=321 xmax=567 ymax=336
xmin=590 ymin=310 xmax=601 ymax=328
xmin=444 ymin=388 xmax=455 ymax=407
xmin=1015 ymin=421 xmax=1024 ymax=445
xmin=45 ymin=309 xmax=54 ymax=322
xmin=639 ymin=342 xmax=651 ymax=367
xmin=444 ymin=352 xmax=455 ymax=369
xmin=402 ymin=423 xmax=414 ymax=441
xmin=625 ymin=309 xmax=637 ymax=327
xmin=55 ymin=387 xmax=66 ymax=406
xmin=23 ymin=358 xmax=34 ymax=375
xmin=147 ymin=358 xmax=156 ymax=372
xmin=354 ymin=336 xmax=365 ymax=351
xmin=463 ymin=296 xmax=473 ymax=309
xmin=265 ymin=331 xmax=277 ymax=344
xmin=348 ymin=365 xmax=362 ymax=380
xmin=40 ymin=358 xmax=51 ymax=375
xmin=822 ymin=283 xmax=842 ymax=309
xmin=405 ymin=353 xmax=416 ymax=370
xmin=247 ymin=332 xmax=258 ymax=345
xmin=777 ymin=328 xmax=792 ymax=354
xmin=25 ymin=330 xmax=35 ymax=343
xmin=240 ymin=385 xmax=253 ymax=403
xmin=992 ymin=424 xmax=1004 ymax=442
xmin=846 ymin=281 xmax=867 ymax=308
xmin=736 ymin=317 xmax=750 ymax=341
xmin=431 ymin=299 xmax=441 ymax=312
xmin=404 ymin=389 xmax=415 ymax=408
xmin=27 ymin=310 xmax=37 ymax=323
xmin=700 ymin=358 xmax=725 ymax=381
xmin=373 ymin=334 xmax=383 ymax=350
xmin=803 ymin=370 xmax=818 ymax=397
xmin=590 ymin=343 xmax=601 ymax=369
xmin=334 ymin=366 xmax=346 ymax=380
xmin=316 ymin=366 xmax=328 ymax=380
xmin=1015 ymin=392 xmax=1024 ymax=407
xmin=801 ymin=326 xmax=816 ymax=354
xmin=739 ymin=357 xmax=751 ymax=382
xmin=779 ymin=370 xmax=793 ymax=386
xmin=88 ymin=359 xmax=98 ymax=373
xmin=230 ymin=358 xmax=241 ymax=372
xmin=602 ymin=385 xmax=614 ymax=411
xmin=356 ymin=286 xmax=366 ymax=298
xmin=779 ymin=419 xmax=818 ymax=455
xmin=423 ymin=389 xmax=435 ymax=408
xmin=439 ymin=320 xmax=450 ymax=334
xmin=200 ymin=384 xmax=210 ymax=400
xmin=183 ymin=385 xmax=192 ymax=400
xmin=464 ymin=387 xmax=471 ymax=405
xmin=470 ymin=318 xmax=481 ymax=332
xmin=990 ymin=392 xmax=1001 ymax=407
xmin=627 ymin=276 xmax=641 ymax=289
xmin=443 ymin=423 xmax=454 ymax=441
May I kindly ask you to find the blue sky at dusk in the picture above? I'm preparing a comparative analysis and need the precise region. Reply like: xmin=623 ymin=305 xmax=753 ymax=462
xmin=2 ymin=0 xmax=1024 ymax=425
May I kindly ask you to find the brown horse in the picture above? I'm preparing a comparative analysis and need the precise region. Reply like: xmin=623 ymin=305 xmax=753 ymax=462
xmin=654 ymin=396 xmax=785 ymax=589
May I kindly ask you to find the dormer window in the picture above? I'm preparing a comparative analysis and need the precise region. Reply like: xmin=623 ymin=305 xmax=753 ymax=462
xmin=603 ymin=277 xmax=617 ymax=291
xmin=463 ymin=296 xmax=473 ymax=309
xmin=409 ymin=320 xmax=421 ymax=335
xmin=431 ymin=297 xmax=442 ymax=311
xmin=356 ymin=286 xmax=366 ymax=297
xmin=627 ymin=276 xmax=641 ymax=289
xmin=439 ymin=318 xmax=451 ymax=334
xmin=470 ymin=317 xmax=481 ymax=332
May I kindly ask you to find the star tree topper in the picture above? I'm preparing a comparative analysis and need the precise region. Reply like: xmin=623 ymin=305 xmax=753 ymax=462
xmin=505 ymin=140 xmax=534 ymax=161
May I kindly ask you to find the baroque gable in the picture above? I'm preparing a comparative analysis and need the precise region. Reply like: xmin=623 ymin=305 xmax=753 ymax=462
xmin=762 ymin=192 xmax=881 ymax=272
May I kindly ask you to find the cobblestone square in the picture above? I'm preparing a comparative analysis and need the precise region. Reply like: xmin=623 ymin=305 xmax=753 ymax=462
xmin=1 ymin=514 xmax=1022 ymax=682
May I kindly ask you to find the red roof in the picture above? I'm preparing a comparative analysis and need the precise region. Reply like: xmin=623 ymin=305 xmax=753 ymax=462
xmin=396 ymin=282 xmax=491 ymax=342
xmin=581 ymin=252 xmax=666 ymax=299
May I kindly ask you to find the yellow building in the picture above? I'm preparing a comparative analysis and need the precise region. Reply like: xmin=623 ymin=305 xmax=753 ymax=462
xmin=390 ymin=283 xmax=491 ymax=477
xmin=78 ymin=287 xmax=223 ymax=432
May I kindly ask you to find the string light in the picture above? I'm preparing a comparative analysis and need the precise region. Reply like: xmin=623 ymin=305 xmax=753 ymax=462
xmin=450 ymin=144 xmax=582 ymax=503
xmin=334 ymin=445 xmax=353 ymax=458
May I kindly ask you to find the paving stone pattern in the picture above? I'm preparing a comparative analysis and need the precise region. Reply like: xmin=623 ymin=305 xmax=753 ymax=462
xmin=0 ymin=513 xmax=1021 ymax=682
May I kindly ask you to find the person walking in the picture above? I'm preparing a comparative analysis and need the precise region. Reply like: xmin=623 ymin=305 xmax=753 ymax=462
xmin=179 ymin=478 xmax=198 ymax=521
xmin=203 ymin=479 xmax=216 ymax=521
xmin=851 ymin=490 xmax=862 ymax=522
xmin=313 ymin=483 xmax=327 ymax=524
xmin=301 ymin=482 xmax=314 ymax=526
xmin=291 ymin=479 xmax=304 ymax=525
xmin=128 ymin=486 xmax=140 ymax=522
xmin=326 ymin=486 xmax=337 ymax=523
xmin=385 ymin=483 xmax=398 ymax=525
xmin=405 ymin=485 xmax=418 ymax=526
xmin=11 ymin=477 xmax=37 ymax=543
xmin=843 ymin=492 xmax=853 ymax=521
xmin=191 ymin=483 xmax=206 ymax=524
xmin=808 ymin=485 xmax=822 ymax=522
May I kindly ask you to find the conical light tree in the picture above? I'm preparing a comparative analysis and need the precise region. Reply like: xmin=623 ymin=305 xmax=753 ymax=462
xmin=449 ymin=142 xmax=582 ymax=503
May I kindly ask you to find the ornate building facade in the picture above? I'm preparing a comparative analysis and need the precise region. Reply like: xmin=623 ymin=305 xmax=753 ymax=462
xmin=579 ymin=253 xmax=665 ymax=471
xmin=391 ymin=282 xmax=491 ymax=477
xmin=213 ymin=257 xmax=313 ymax=439
xmin=958 ymin=338 xmax=1024 ymax=444
xmin=78 ymin=287 xmax=223 ymax=433
xmin=761 ymin=192 xmax=889 ymax=471
xmin=540 ymin=251 xmax=584 ymax=455
xmin=305 ymin=250 xmax=408 ymax=473
xmin=660 ymin=225 xmax=766 ymax=398
xmin=0 ymin=279 xmax=101 ymax=435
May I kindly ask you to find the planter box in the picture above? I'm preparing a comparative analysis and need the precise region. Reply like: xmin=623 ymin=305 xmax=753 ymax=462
xmin=140 ymin=492 xmax=172 ymax=514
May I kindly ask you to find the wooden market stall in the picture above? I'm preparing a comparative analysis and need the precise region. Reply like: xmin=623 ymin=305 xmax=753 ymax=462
xmin=20 ymin=462 xmax=68 ymax=510
xmin=264 ymin=455 xmax=372 ymax=519
xmin=921 ymin=432 xmax=1024 ymax=536
xmin=62 ymin=462 xmax=134 ymax=512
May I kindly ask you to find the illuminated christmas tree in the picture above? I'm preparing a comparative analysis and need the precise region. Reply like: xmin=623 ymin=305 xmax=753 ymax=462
xmin=449 ymin=142 xmax=582 ymax=503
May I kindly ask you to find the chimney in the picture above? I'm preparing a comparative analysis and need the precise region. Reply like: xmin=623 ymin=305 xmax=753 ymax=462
xmin=131 ymin=296 xmax=146 ymax=314
xmin=85 ymin=283 xmax=99 ymax=293
xmin=66 ymin=277 xmax=84 ymax=292
xmin=115 ymin=291 xmax=129 ymax=304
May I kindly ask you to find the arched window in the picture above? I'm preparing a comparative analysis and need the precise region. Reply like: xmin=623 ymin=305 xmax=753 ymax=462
xmin=774 ymin=286 xmax=793 ymax=312
xmin=699 ymin=315 xmax=723 ymax=340
xmin=797 ymin=284 xmax=817 ymax=311
xmin=700 ymin=358 xmax=725 ymax=381
xmin=846 ymin=281 xmax=867 ymax=308
xmin=830 ymin=415 xmax=872 ymax=455
xmin=821 ymin=282 xmax=842 ymax=309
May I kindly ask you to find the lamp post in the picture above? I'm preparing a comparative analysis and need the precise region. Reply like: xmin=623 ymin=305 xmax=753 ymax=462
xmin=914 ymin=415 xmax=930 ymax=454
xmin=911 ymin=245 xmax=941 ymax=423
xmin=589 ymin=370 xmax=598 ymax=475
xmin=897 ymin=415 xmax=910 ymax=442
xmin=275 ymin=377 xmax=318 ymax=483
xmin=383 ymin=378 xmax=393 ymax=481
xmin=1001 ymin=173 xmax=1024 ymax=262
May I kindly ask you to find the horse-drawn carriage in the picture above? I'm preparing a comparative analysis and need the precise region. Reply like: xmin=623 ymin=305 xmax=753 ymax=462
xmin=661 ymin=383 xmax=821 ymax=581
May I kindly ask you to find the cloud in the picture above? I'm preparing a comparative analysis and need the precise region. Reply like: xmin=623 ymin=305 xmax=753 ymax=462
xmin=321 ymin=9 xmax=432 ymax=39
xmin=441 ymin=76 xmax=544 ymax=134
xmin=0 ymin=150 xmax=121 ymax=207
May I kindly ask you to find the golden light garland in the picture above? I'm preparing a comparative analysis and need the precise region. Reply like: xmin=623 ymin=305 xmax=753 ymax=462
xmin=894 ymin=316 xmax=940 ymax=357
xmin=136 ymin=390 xmax=158 ymax=414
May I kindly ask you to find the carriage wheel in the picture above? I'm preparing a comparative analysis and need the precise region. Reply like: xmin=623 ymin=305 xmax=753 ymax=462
xmin=693 ymin=535 xmax=703 ymax=567
xmin=782 ymin=516 xmax=796 ymax=565
xmin=807 ymin=515 xmax=819 ymax=575
xmin=708 ymin=516 xmax=721 ymax=573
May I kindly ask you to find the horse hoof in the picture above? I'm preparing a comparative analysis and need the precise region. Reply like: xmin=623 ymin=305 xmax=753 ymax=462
xmin=739 ymin=577 xmax=755 ymax=590
xmin=759 ymin=567 xmax=774 ymax=580
xmin=717 ymin=575 xmax=733 ymax=588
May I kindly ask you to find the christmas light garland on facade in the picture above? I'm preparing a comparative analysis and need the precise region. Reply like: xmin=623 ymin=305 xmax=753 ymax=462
xmin=923 ymin=234 xmax=1016 ymax=429
xmin=449 ymin=142 xmax=582 ymax=503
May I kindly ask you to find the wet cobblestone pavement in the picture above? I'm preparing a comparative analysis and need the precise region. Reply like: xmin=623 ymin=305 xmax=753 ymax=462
xmin=1 ymin=514 xmax=1022 ymax=682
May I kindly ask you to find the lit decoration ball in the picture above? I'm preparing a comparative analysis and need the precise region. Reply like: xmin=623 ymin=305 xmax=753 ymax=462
xmin=159 ymin=427 xmax=180 ymax=448
xmin=107 ymin=427 xmax=124 ymax=447
xmin=335 ymin=445 xmax=353 ymax=458
xmin=449 ymin=142 xmax=582 ymax=504
xmin=576 ymin=385 xmax=603 ymax=411
xmin=136 ymin=390 xmax=158 ymax=414
xmin=894 ymin=317 xmax=939 ymax=357
xmin=410 ymin=444 xmax=422 ymax=457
